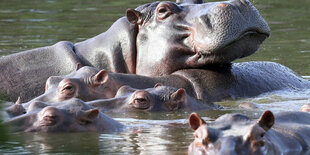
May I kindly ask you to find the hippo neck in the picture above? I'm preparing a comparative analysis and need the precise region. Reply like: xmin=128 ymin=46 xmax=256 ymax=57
xmin=74 ymin=17 xmax=138 ymax=73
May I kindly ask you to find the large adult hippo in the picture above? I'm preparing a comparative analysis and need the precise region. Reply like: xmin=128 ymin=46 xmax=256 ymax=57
xmin=0 ymin=0 xmax=270 ymax=102
xmin=188 ymin=111 xmax=310 ymax=154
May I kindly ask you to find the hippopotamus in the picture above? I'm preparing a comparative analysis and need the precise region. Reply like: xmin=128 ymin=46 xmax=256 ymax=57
xmin=9 ymin=60 xmax=310 ymax=115
xmin=188 ymin=111 xmax=310 ymax=155
xmin=88 ymin=84 xmax=219 ymax=112
xmin=3 ymin=98 xmax=124 ymax=132
xmin=0 ymin=0 xmax=271 ymax=102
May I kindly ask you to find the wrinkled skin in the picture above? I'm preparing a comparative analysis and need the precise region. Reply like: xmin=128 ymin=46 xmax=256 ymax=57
xmin=2 ymin=98 xmax=124 ymax=133
xmin=188 ymin=111 xmax=310 ymax=155
xmin=88 ymin=84 xmax=218 ymax=112
xmin=0 ymin=0 xmax=270 ymax=102
xmin=4 ymin=66 xmax=122 ymax=116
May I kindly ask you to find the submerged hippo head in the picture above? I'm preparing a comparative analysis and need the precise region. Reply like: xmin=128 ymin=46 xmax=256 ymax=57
xmin=188 ymin=111 xmax=274 ymax=155
xmin=11 ymin=66 xmax=122 ymax=113
xmin=127 ymin=0 xmax=270 ymax=75
xmin=3 ymin=98 xmax=124 ymax=132
xmin=89 ymin=84 xmax=216 ymax=112
xmin=43 ymin=66 xmax=119 ymax=102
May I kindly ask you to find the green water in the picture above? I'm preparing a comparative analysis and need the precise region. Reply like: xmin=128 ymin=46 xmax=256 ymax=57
xmin=0 ymin=0 xmax=310 ymax=154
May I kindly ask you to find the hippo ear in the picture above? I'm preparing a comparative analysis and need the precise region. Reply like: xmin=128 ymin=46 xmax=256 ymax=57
xmin=167 ymin=88 xmax=186 ymax=110
xmin=257 ymin=110 xmax=274 ymax=131
xmin=126 ymin=9 xmax=143 ymax=25
xmin=246 ymin=111 xmax=274 ymax=148
xmin=176 ymin=0 xmax=204 ymax=4
xmin=154 ymin=83 xmax=163 ymax=88
xmin=76 ymin=63 xmax=83 ymax=71
xmin=92 ymin=69 xmax=109 ymax=87
xmin=15 ymin=96 xmax=22 ymax=105
xmin=171 ymin=88 xmax=186 ymax=103
xmin=79 ymin=109 xmax=99 ymax=124
xmin=189 ymin=112 xmax=206 ymax=130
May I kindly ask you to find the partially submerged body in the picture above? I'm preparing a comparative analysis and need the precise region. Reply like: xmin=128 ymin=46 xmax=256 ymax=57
xmin=188 ymin=111 xmax=310 ymax=155
xmin=0 ymin=0 xmax=272 ymax=102
xmin=3 ymin=98 xmax=124 ymax=133
xmin=88 ymin=85 xmax=219 ymax=112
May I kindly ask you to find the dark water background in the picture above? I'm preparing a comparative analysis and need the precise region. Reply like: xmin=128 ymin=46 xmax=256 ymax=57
xmin=0 ymin=0 xmax=310 ymax=154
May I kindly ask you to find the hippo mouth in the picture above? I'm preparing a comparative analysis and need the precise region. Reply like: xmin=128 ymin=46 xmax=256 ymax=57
xmin=226 ymin=29 xmax=270 ymax=49
xmin=187 ymin=29 xmax=270 ymax=64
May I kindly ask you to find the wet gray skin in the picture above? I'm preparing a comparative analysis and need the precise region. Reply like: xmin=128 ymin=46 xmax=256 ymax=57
xmin=0 ymin=0 xmax=270 ymax=102
xmin=188 ymin=111 xmax=310 ymax=155
xmin=2 ymin=98 xmax=124 ymax=133
xmin=4 ymin=66 xmax=121 ymax=117
xmin=88 ymin=85 xmax=218 ymax=112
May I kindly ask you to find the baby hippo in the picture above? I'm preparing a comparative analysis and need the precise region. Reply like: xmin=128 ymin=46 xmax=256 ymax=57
xmin=88 ymin=84 xmax=219 ymax=112
xmin=188 ymin=111 xmax=310 ymax=155
xmin=5 ymin=66 xmax=124 ymax=117
xmin=3 ymin=98 xmax=124 ymax=133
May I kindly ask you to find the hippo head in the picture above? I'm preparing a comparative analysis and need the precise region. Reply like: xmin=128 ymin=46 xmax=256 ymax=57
xmin=43 ymin=66 xmax=118 ymax=102
xmin=114 ymin=84 xmax=192 ymax=111
xmin=15 ymin=66 xmax=120 ymax=111
xmin=188 ymin=111 xmax=274 ymax=155
xmin=127 ymin=0 xmax=270 ymax=76
xmin=4 ymin=99 xmax=123 ymax=132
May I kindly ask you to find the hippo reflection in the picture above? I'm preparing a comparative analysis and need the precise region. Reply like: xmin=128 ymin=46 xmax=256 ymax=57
xmin=188 ymin=111 xmax=310 ymax=155
xmin=3 ymin=99 xmax=124 ymax=133
xmin=0 ymin=0 xmax=271 ymax=102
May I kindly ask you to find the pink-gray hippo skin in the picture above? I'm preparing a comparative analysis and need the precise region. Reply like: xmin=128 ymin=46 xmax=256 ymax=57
xmin=300 ymin=99 xmax=310 ymax=112
xmin=3 ymin=66 xmax=120 ymax=117
xmin=3 ymin=98 xmax=124 ymax=133
xmin=8 ymin=60 xmax=310 ymax=118
xmin=88 ymin=84 xmax=220 ymax=112
xmin=0 ymin=0 xmax=272 ymax=102
xmin=188 ymin=111 xmax=310 ymax=155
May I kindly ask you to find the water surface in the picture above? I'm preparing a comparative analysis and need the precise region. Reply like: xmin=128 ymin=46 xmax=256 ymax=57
xmin=0 ymin=0 xmax=310 ymax=154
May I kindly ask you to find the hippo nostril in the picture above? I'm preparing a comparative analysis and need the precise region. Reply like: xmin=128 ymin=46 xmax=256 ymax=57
xmin=131 ymin=91 xmax=151 ymax=109
xmin=42 ymin=115 xmax=57 ymax=126
xmin=133 ymin=98 xmax=150 ymax=109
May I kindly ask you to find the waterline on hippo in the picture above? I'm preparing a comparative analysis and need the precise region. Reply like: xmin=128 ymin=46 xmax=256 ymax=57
xmin=0 ymin=0 xmax=270 ymax=102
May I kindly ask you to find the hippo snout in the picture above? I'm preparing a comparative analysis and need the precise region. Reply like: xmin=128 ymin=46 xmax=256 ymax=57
xmin=186 ymin=0 xmax=270 ymax=63
xmin=39 ymin=106 xmax=61 ymax=126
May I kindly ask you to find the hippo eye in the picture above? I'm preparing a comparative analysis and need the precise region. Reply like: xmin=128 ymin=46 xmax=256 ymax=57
xmin=156 ymin=3 xmax=173 ymax=20
xmin=79 ymin=119 xmax=92 ymax=125
xmin=59 ymin=84 xmax=75 ymax=99
xmin=260 ymin=133 xmax=264 ymax=137
xmin=62 ymin=84 xmax=74 ymax=92
xmin=64 ymin=85 xmax=73 ymax=91
xmin=158 ymin=7 xmax=168 ymax=14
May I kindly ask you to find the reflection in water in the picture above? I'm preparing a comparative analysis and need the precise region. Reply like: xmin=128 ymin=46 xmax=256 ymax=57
xmin=0 ymin=0 xmax=310 ymax=154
